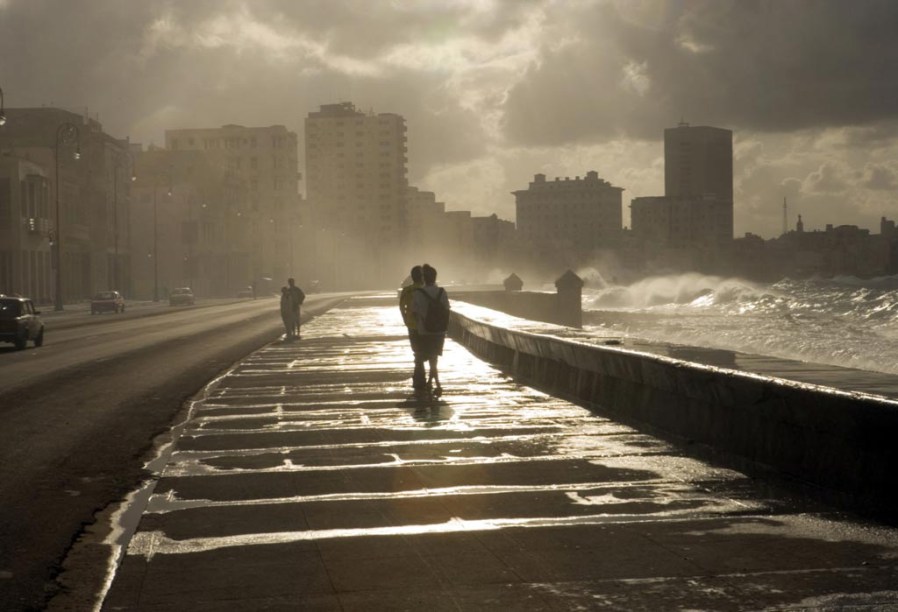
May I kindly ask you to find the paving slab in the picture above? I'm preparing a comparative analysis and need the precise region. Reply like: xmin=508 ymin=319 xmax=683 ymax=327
xmin=102 ymin=295 xmax=898 ymax=611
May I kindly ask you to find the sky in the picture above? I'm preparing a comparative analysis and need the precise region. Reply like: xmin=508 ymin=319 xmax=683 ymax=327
xmin=1 ymin=0 xmax=897 ymax=239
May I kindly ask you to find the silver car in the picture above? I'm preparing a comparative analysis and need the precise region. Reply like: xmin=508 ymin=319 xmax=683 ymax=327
xmin=169 ymin=287 xmax=196 ymax=306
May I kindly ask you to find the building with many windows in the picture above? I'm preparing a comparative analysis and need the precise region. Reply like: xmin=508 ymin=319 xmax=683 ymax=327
xmin=130 ymin=147 xmax=251 ymax=299
xmin=630 ymin=194 xmax=731 ymax=248
xmin=0 ymin=157 xmax=51 ymax=300
xmin=0 ymin=107 xmax=132 ymax=303
xmin=514 ymin=171 xmax=623 ymax=263
xmin=165 ymin=124 xmax=300 ymax=287
xmin=304 ymin=102 xmax=409 ymax=288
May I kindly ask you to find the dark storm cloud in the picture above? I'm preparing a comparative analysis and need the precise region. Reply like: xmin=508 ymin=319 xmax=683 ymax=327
xmin=251 ymin=0 xmax=542 ymax=53
xmin=863 ymin=164 xmax=898 ymax=191
xmin=0 ymin=0 xmax=497 ymax=168
xmin=502 ymin=0 xmax=898 ymax=146
xmin=3 ymin=0 xmax=896 ymax=234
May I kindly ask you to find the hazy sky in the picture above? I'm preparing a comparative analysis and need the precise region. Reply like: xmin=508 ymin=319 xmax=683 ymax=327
xmin=2 ymin=0 xmax=896 ymax=238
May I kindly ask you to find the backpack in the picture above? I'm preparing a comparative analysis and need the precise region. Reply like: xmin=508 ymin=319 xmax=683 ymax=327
xmin=290 ymin=286 xmax=305 ymax=307
xmin=417 ymin=287 xmax=449 ymax=333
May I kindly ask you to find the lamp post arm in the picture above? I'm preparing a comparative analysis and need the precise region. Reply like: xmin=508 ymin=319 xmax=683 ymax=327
xmin=52 ymin=122 xmax=81 ymax=311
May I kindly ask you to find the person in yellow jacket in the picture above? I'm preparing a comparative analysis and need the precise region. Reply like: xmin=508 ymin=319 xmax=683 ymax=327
xmin=398 ymin=265 xmax=426 ymax=392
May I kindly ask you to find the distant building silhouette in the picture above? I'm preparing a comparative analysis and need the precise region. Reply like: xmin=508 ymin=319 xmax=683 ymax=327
xmin=304 ymin=102 xmax=409 ymax=289
xmin=631 ymin=123 xmax=734 ymax=252
xmin=129 ymin=147 xmax=251 ymax=299
xmin=0 ymin=107 xmax=132 ymax=302
xmin=513 ymin=171 xmax=623 ymax=256
xmin=0 ymin=157 xmax=50 ymax=300
xmin=631 ymin=194 xmax=731 ymax=249
xmin=406 ymin=186 xmax=447 ymax=259
xmin=165 ymin=124 xmax=301 ymax=288
xmin=472 ymin=213 xmax=517 ymax=269
xmin=731 ymin=220 xmax=898 ymax=280
xmin=664 ymin=123 xmax=733 ymax=204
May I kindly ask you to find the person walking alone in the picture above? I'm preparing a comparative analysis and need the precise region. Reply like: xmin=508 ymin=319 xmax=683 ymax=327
xmin=399 ymin=265 xmax=425 ymax=393
xmin=280 ymin=286 xmax=296 ymax=340
xmin=412 ymin=264 xmax=450 ymax=398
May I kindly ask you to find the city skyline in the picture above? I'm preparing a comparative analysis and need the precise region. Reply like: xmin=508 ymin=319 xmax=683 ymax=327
xmin=2 ymin=0 xmax=897 ymax=239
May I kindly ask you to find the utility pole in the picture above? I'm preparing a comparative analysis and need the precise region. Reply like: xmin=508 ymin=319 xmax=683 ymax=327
xmin=782 ymin=197 xmax=788 ymax=236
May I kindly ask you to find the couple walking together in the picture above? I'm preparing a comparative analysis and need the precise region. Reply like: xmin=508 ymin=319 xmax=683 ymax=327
xmin=280 ymin=277 xmax=305 ymax=340
xmin=399 ymin=264 xmax=450 ymax=398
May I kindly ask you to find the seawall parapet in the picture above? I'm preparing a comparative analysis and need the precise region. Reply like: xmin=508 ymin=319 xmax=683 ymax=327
xmin=448 ymin=307 xmax=898 ymax=512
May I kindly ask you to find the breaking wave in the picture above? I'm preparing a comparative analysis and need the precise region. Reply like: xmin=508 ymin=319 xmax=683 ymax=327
xmin=582 ymin=273 xmax=898 ymax=375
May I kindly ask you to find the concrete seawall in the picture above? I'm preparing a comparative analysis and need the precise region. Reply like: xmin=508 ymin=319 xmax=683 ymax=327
xmin=448 ymin=309 xmax=898 ymax=509
xmin=451 ymin=290 xmax=581 ymax=328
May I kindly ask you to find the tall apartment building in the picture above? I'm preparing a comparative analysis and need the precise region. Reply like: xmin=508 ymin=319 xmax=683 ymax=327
xmin=514 ymin=171 xmax=623 ymax=255
xmin=663 ymin=123 xmax=733 ymax=242
xmin=304 ymin=102 xmax=409 ymax=289
xmin=665 ymin=123 xmax=733 ymax=202
xmin=0 ymin=107 xmax=132 ymax=303
xmin=165 ymin=124 xmax=300 ymax=287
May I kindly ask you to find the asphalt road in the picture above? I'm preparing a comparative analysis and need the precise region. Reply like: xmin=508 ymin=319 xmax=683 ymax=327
xmin=0 ymin=294 xmax=349 ymax=611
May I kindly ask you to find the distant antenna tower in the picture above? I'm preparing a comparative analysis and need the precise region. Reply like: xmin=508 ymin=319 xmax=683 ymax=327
xmin=782 ymin=197 xmax=788 ymax=235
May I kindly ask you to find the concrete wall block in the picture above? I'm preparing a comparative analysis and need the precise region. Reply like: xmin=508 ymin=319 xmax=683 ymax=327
xmin=455 ymin=290 xmax=581 ymax=328
xmin=637 ymin=359 xmax=682 ymax=394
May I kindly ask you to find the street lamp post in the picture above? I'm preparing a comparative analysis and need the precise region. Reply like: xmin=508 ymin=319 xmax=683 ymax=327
xmin=54 ymin=122 xmax=81 ymax=311
xmin=0 ymin=86 xmax=7 ymax=126
xmin=111 ymin=157 xmax=134 ymax=291
xmin=113 ymin=164 xmax=118 ymax=289
xmin=153 ymin=185 xmax=159 ymax=302
xmin=153 ymin=183 xmax=159 ymax=301
xmin=152 ymin=168 xmax=173 ymax=302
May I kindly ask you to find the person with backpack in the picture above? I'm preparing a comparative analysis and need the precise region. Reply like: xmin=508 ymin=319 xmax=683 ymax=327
xmin=399 ymin=265 xmax=426 ymax=393
xmin=411 ymin=263 xmax=450 ymax=397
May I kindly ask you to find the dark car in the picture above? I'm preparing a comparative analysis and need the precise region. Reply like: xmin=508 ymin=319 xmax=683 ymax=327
xmin=0 ymin=296 xmax=44 ymax=349
xmin=169 ymin=287 xmax=195 ymax=306
xmin=91 ymin=290 xmax=125 ymax=314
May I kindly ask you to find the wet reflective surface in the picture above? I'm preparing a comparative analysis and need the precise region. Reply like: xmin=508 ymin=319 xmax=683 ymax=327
xmin=103 ymin=296 xmax=898 ymax=610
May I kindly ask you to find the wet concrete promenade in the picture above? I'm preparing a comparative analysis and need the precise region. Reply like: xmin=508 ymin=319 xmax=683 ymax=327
xmin=103 ymin=296 xmax=898 ymax=610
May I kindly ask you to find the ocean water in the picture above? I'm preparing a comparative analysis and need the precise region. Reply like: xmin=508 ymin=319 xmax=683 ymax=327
xmin=580 ymin=272 xmax=898 ymax=376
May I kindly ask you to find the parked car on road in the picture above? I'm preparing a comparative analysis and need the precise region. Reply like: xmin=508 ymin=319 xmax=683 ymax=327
xmin=236 ymin=286 xmax=253 ymax=298
xmin=91 ymin=290 xmax=125 ymax=314
xmin=169 ymin=287 xmax=195 ymax=306
xmin=0 ymin=295 xmax=44 ymax=349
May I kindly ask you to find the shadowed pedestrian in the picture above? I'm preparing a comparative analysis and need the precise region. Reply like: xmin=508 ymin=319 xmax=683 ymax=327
xmin=280 ymin=286 xmax=297 ymax=340
xmin=286 ymin=278 xmax=305 ymax=338
xmin=412 ymin=264 xmax=450 ymax=398
xmin=399 ymin=265 xmax=426 ymax=392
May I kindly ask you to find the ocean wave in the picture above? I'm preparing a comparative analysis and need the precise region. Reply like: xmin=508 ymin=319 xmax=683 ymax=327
xmin=581 ymin=272 xmax=898 ymax=374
